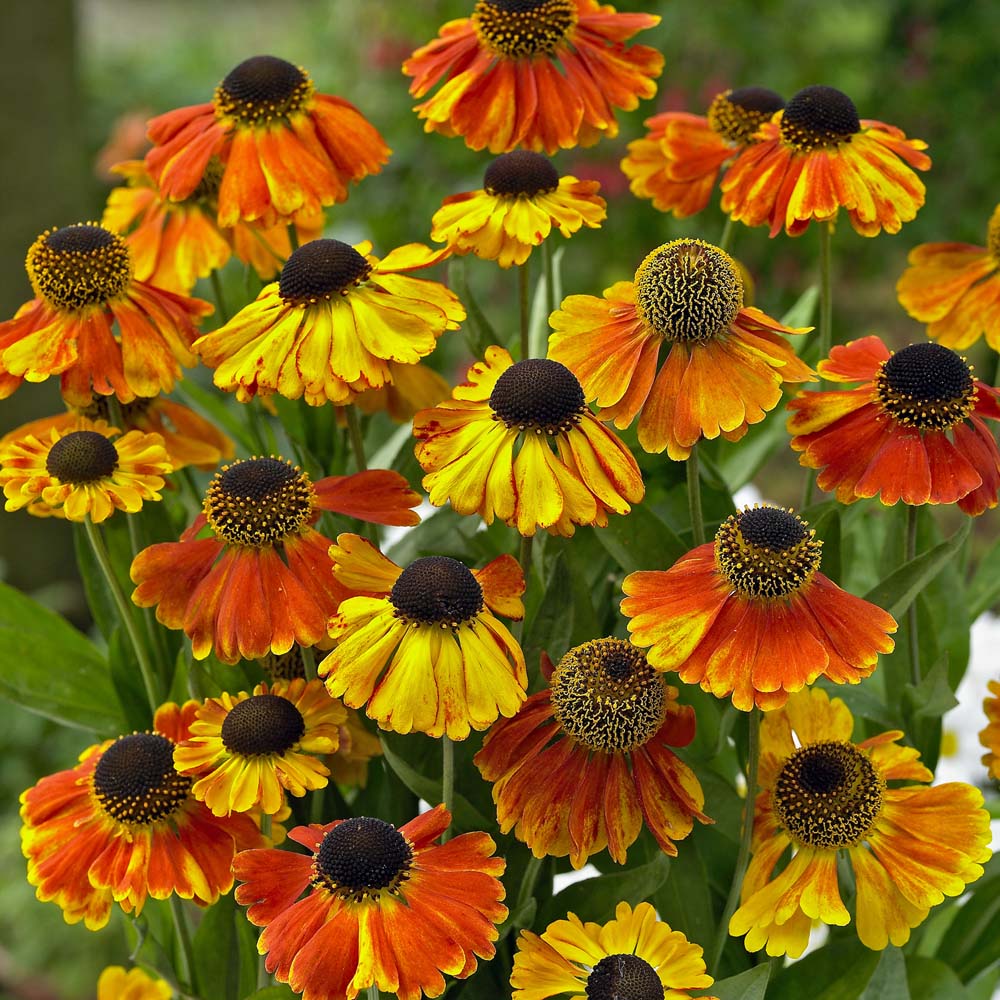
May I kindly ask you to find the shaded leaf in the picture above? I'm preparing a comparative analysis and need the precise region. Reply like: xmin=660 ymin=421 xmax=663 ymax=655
xmin=859 ymin=947 xmax=910 ymax=1000
xmin=695 ymin=964 xmax=770 ymax=1000
xmin=594 ymin=503 xmax=686 ymax=575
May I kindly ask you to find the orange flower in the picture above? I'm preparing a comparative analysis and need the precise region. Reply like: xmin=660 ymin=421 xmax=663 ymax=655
xmin=979 ymin=679 xmax=1000 ymax=782
xmin=548 ymin=238 xmax=815 ymax=458
xmin=0 ymin=223 xmax=212 ymax=406
xmin=622 ymin=86 xmax=785 ymax=218
xmin=403 ymin=0 xmax=663 ymax=154
xmin=721 ymin=85 xmax=930 ymax=237
xmin=788 ymin=336 xmax=1000 ymax=515
xmin=621 ymin=505 xmax=897 ymax=712
xmin=146 ymin=55 xmax=389 ymax=228
xmin=20 ymin=701 xmax=264 ymax=931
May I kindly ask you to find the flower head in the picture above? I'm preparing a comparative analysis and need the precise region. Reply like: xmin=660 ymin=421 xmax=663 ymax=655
xmin=0 ymin=223 xmax=212 ymax=406
xmin=404 ymin=0 xmax=663 ymax=154
xmin=788 ymin=336 xmax=1000 ymax=515
xmin=194 ymin=238 xmax=463 ymax=406
xmin=721 ymin=84 xmax=931 ymax=237
xmin=549 ymin=238 xmax=815 ymax=458
xmin=622 ymin=86 xmax=785 ymax=218
xmin=475 ymin=638 xmax=710 ymax=868
xmin=233 ymin=805 xmax=506 ymax=1000
xmin=511 ymin=900 xmax=716 ymax=1000
xmin=97 ymin=966 xmax=172 ymax=1000
xmin=980 ymin=679 xmax=1000 ymax=781
xmin=729 ymin=687 xmax=992 ymax=956
xmin=20 ymin=702 xmax=264 ymax=931
xmin=414 ymin=346 xmax=644 ymax=536
xmin=131 ymin=457 xmax=421 ymax=663
xmin=146 ymin=55 xmax=389 ymax=228
xmin=622 ymin=505 xmax=897 ymax=711
xmin=319 ymin=533 xmax=526 ymax=740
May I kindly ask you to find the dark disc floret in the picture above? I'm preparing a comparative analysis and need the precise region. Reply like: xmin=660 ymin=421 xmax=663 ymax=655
xmin=221 ymin=693 xmax=306 ymax=757
xmin=875 ymin=342 xmax=977 ymax=431
xmin=780 ymin=85 xmax=861 ymax=151
xmin=708 ymin=86 xmax=785 ymax=145
xmin=484 ymin=150 xmax=560 ymax=197
xmin=488 ymin=358 xmax=586 ymax=434
xmin=45 ymin=430 xmax=119 ymax=483
xmin=314 ymin=816 xmax=413 ymax=901
xmin=214 ymin=55 xmax=312 ymax=126
xmin=278 ymin=239 xmax=372 ymax=304
xmin=93 ymin=732 xmax=191 ymax=825
xmin=473 ymin=0 xmax=577 ymax=58
xmin=586 ymin=953 xmax=663 ymax=1000
xmin=389 ymin=556 xmax=484 ymax=627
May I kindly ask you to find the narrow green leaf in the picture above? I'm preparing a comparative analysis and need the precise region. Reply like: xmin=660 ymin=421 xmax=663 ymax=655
xmin=780 ymin=284 xmax=820 ymax=330
xmin=767 ymin=938 xmax=878 ymax=1000
xmin=860 ymin=947 xmax=910 ymax=1000
xmin=696 ymin=964 xmax=770 ymax=1000
xmin=904 ymin=659 xmax=958 ymax=720
xmin=594 ymin=503 xmax=686 ymax=574
xmin=937 ymin=861 xmax=1000 ymax=982
xmin=174 ymin=379 xmax=258 ymax=454
xmin=192 ymin=893 xmax=254 ymax=1000
xmin=450 ymin=256 xmax=499 ymax=358
xmin=967 ymin=533 xmax=1000 ymax=619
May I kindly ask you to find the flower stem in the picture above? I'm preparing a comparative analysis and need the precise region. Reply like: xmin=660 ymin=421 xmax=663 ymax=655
xmin=367 ymin=987 xmax=380 ymax=1000
xmin=345 ymin=406 xmax=368 ymax=472
xmin=287 ymin=222 xmax=300 ymax=253
xmin=711 ymin=707 xmax=760 ymax=972
xmin=441 ymin=734 xmax=455 ymax=842
xmin=515 ymin=854 xmax=543 ymax=914
xmin=168 ymin=896 xmax=195 ymax=994
xmin=906 ymin=505 xmax=922 ymax=686
xmin=209 ymin=269 xmax=230 ymax=325
xmin=686 ymin=443 xmax=706 ymax=547
xmin=818 ymin=220 xmax=834 ymax=372
xmin=717 ymin=215 xmax=735 ymax=254
xmin=301 ymin=645 xmax=318 ymax=680
xmin=543 ymin=240 xmax=557 ymax=322
xmin=518 ymin=260 xmax=530 ymax=361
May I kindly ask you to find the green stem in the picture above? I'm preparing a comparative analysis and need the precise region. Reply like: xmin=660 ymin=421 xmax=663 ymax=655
xmin=247 ymin=224 xmax=287 ymax=267
xmin=518 ymin=260 xmax=530 ymax=361
xmin=367 ymin=986 xmax=380 ymax=1000
xmin=515 ymin=533 xmax=533 ymax=642
xmin=818 ymin=221 xmax=833 ymax=371
xmin=345 ymin=406 xmax=368 ymax=472
xmin=515 ymin=854 xmax=543 ymax=914
xmin=800 ymin=469 xmax=815 ymax=511
xmin=209 ymin=269 xmax=230 ymax=325
xmin=287 ymin=223 xmax=301 ymax=253
xmin=168 ymin=896 xmax=195 ymax=994
xmin=686 ymin=443 xmax=706 ymax=547
xmin=543 ymin=240 xmax=557 ymax=325
xmin=441 ymin=735 xmax=455 ymax=841
xmin=301 ymin=645 xmax=318 ymax=680
xmin=717 ymin=215 xmax=735 ymax=254
xmin=906 ymin=505 xmax=921 ymax=686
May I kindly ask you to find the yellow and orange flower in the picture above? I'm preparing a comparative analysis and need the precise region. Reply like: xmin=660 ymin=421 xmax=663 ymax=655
xmin=194 ymin=239 xmax=463 ymax=406
xmin=97 ymin=966 xmax=172 ymax=1000
xmin=233 ymin=805 xmax=506 ymax=1000
xmin=980 ymin=680 xmax=1000 ymax=782
xmin=319 ymin=533 xmax=526 ymax=740
xmin=622 ymin=86 xmax=785 ymax=218
xmin=351 ymin=359 xmax=452 ymax=423
xmin=511 ymin=901 xmax=716 ymax=1000
xmin=788 ymin=336 xmax=1000 ymax=515
xmin=622 ymin=505 xmax=897 ymax=712
xmin=730 ymin=687 xmax=992 ymax=956
xmin=404 ymin=0 xmax=663 ymax=154
xmin=721 ymin=84 xmax=930 ymax=238
xmin=131 ymin=457 xmax=420 ymax=664
xmin=20 ymin=701 xmax=264 ymax=931
xmin=0 ymin=416 xmax=171 ymax=522
xmin=475 ymin=638 xmax=710 ymax=868
xmin=0 ymin=223 xmax=212 ymax=406
xmin=146 ymin=54 xmax=389 ymax=228
xmin=897 ymin=203 xmax=1000 ymax=352
xmin=548 ymin=238 xmax=815 ymax=458
xmin=413 ymin=346 xmax=644 ymax=536
xmin=431 ymin=150 xmax=605 ymax=267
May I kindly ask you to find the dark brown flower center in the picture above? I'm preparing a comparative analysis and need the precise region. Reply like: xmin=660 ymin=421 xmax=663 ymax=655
xmin=204 ymin=456 xmax=315 ymax=547
xmin=221 ymin=693 xmax=306 ymax=756
xmin=780 ymin=85 xmax=860 ymax=151
xmin=715 ymin=506 xmax=822 ymax=599
xmin=484 ymin=150 xmax=560 ymax=197
xmin=313 ymin=817 xmax=413 ymax=901
xmin=389 ymin=556 xmax=484 ymax=627
xmin=634 ymin=239 xmax=743 ymax=343
xmin=26 ymin=224 xmax=132 ymax=310
xmin=586 ymin=954 xmax=663 ymax=1000
xmin=875 ymin=342 xmax=977 ymax=431
xmin=773 ymin=741 xmax=884 ymax=849
xmin=550 ymin=638 xmax=666 ymax=754
xmin=473 ymin=0 xmax=577 ymax=58
xmin=707 ymin=87 xmax=785 ymax=145
xmin=278 ymin=239 xmax=372 ymax=304
xmin=214 ymin=55 xmax=313 ymax=126
xmin=93 ymin=733 xmax=191 ymax=825
xmin=489 ymin=358 xmax=586 ymax=434
xmin=45 ymin=430 xmax=119 ymax=483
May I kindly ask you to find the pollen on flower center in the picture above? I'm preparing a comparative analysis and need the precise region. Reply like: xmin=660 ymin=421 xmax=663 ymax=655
xmin=488 ymin=358 xmax=586 ymax=434
xmin=550 ymin=638 xmax=666 ymax=754
xmin=313 ymin=817 xmax=414 ymax=901
xmin=204 ymin=456 xmax=315 ymax=547
xmin=715 ymin=506 xmax=823 ymax=599
xmin=773 ymin=740 xmax=885 ymax=849
xmin=26 ymin=224 xmax=132 ymax=311
xmin=221 ymin=694 xmax=305 ymax=756
xmin=875 ymin=342 xmax=977 ymax=431
xmin=779 ymin=85 xmax=861 ymax=152
xmin=484 ymin=150 xmax=560 ymax=197
xmin=278 ymin=239 xmax=372 ymax=305
xmin=586 ymin=953 xmax=663 ymax=1000
xmin=472 ymin=0 xmax=577 ymax=58
xmin=45 ymin=430 xmax=119 ymax=483
xmin=634 ymin=239 xmax=744 ymax=343
xmin=707 ymin=87 xmax=785 ymax=145
xmin=389 ymin=556 xmax=485 ymax=627
xmin=213 ymin=55 xmax=313 ymax=127
xmin=93 ymin=733 xmax=191 ymax=825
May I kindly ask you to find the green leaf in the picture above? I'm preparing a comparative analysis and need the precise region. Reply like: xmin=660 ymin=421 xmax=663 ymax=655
xmin=905 ymin=956 xmax=970 ymax=1000
xmin=594 ymin=503 xmax=686 ymax=574
xmin=904 ymin=659 xmax=958 ymax=720
xmin=967 ymin=533 xmax=1000 ymax=619
xmin=937 ymin=860 xmax=1000 ymax=982
xmin=780 ymin=284 xmax=820 ymax=330
xmin=768 ymin=938 xmax=879 ymax=1000
xmin=450 ymin=256 xmax=499 ymax=358
xmin=192 ymin=893 xmax=257 ymax=1000
xmin=696 ymin=964 xmax=770 ymax=1000
xmin=860 ymin=947 xmax=911 ymax=1000
xmin=241 ymin=987 xmax=298 ymax=1000
xmin=174 ymin=378 xmax=258 ymax=454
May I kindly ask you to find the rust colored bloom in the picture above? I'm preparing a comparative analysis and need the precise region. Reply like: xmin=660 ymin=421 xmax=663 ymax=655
xmin=233 ymin=805 xmax=506 ymax=1000
xmin=146 ymin=55 xmax=389 ymax=228
xmin=980 ymin=679 xmax=1000 ymax=781
xmin=622 ymin=505 xmax=897 ymax=712
xmin=721 ymin=84 xmax=930 ymax=237
xmin=788 ymin=336 xmax=1000 ymax=515
xmin=403 ymin=0 xmax=663 ymax=154
xmin=20 ymin=702 xmax=264 ymax=931
xmin=0 ymin=223 xmax=212 ymax=406
xmin=131 ymin=457 xmax=420 ymax=664
xmin=730 ymin=687 xmax=992 ymax=956
xmin=622 ymin=86 xmax=785 ymax=218
xmin=548 ymin=238 xmax=815 ymax=458
xmin=475 ymin=638 xmax=710 ymax=868
xmin=897 ymin=203 xmax=1000 ymax=352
